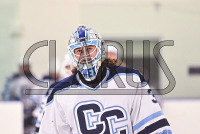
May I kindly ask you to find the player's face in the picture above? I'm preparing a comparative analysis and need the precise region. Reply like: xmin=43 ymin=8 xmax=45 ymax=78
xmin=74 ymin=45 xmax=97 ymax=64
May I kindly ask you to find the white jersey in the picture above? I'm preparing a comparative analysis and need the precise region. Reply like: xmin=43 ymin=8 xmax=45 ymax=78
xmin=39 ymin=66 xmax=171 ymax=134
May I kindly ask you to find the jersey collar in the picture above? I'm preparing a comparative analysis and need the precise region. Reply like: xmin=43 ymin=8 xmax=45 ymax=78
xmin=76 ymin=67 xmax=109 ymax=90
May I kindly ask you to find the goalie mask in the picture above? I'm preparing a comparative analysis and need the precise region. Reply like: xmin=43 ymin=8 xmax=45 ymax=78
xmin=68 ymin=26 xmax=105 ymax=81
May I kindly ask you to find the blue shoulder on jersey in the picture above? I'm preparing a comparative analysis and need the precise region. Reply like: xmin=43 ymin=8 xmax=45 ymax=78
xmin=47 ymin=75 xmax=81 ymax=104
xmin=47 ymin=66 xmax=146 ymax=104
xmin=107 ymin=66 xmax=146 ymax=83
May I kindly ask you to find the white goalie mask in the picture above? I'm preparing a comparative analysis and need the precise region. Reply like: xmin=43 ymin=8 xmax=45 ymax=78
xmin=67 ymin=26 xmax=105 ymax=81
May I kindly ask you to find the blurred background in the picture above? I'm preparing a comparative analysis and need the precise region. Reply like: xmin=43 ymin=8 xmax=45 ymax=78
xmin=1 ymin=0 xmax=200 ymax=133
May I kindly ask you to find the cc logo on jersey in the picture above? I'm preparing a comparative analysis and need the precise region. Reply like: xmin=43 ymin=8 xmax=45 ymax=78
xmin=74 ymin=100 xmax=129 ymax=134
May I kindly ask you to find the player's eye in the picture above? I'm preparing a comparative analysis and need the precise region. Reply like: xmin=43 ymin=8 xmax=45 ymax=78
xmin=87 ymin=46 xmax=95 ymax=51
xmin=74 ymin=49 xmax=82 ymax=54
